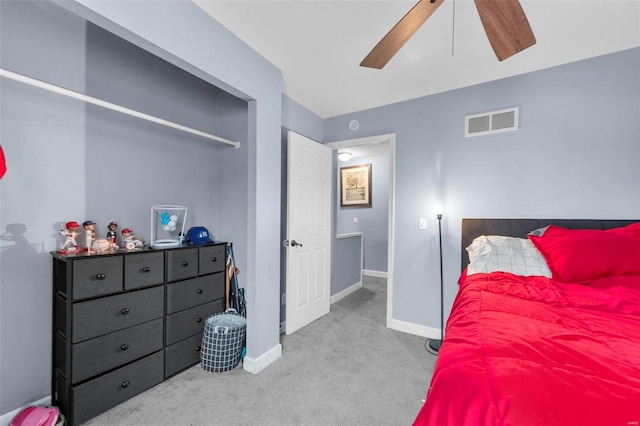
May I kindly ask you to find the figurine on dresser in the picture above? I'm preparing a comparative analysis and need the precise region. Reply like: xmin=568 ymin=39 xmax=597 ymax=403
xmin=121 ymin=228 xmax=144 ymax=250
xmin=82 ymin=220 xmax=96 ymax=252
xmin=59 ymin=221 xmax=80 ymax=253
xmin=106 ymin=221 xmax=118 ymax=250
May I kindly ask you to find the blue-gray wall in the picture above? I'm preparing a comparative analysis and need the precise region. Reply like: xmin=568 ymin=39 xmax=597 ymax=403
xmin=324 ymin=47 xmax=640 ymax=333
xmin=83 ymin=21 xmax=248 ymax=238
xmin=332 ymin=235 xmax=363 ymax=295
xmin=336 ymin=154 xmax=390 ymax=273
xmin=282 ymin=95 xmax=324 ymax=142
xmin=0 ymin=0 xmax=280 ymax=416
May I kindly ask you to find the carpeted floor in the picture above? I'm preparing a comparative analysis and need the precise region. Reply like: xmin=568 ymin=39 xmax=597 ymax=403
xmin=85 ymin=276 xmax=436 ymax=425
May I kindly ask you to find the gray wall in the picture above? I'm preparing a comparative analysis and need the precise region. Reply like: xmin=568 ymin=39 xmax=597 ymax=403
xmin=282 ymin=95 xmax=324 ymax=142
xmin=324 ymin=47 xmax=640 ymax=332
xmin=83 ymin=22 xmax=248 ymax=239
xmin=332 ymin=235 xmax=363 ymax=295
xmin=0 ymin=0 xmax=276 ymax=415
xmin=1 ymin=1 xmax=88 ymax=412
xmin=336 ymin=154 xmax=389 ymax=273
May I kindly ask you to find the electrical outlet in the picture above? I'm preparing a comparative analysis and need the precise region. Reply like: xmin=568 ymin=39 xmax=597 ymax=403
xmin=419 ymin=218 xmax=427 ymax=230
xmin=353 ymin=217 xmax=358 ymax=224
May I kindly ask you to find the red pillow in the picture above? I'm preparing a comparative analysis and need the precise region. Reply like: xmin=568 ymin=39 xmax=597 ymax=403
xmin=528 ymin=224 xmax=640 ymax=283
xmin=607 ymin=222 xmax=640 ymax=236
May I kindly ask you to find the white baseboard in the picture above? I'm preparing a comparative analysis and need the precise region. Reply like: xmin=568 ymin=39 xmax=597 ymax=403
xmin=330 ymin=281 xmax=362 ymax=304
xmin=1 ymin=395 xmax=51 ymax=426
xmin=243 ymin=343 xmax=282 ymax=374
xmin=390 ymin=318 xmax=441 ymax=339
xmin=363 ymin=269 xmax=387 ymax=278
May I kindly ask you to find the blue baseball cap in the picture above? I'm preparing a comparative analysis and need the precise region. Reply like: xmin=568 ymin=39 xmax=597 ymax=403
xmin=186 ymin=226 xmax=214 ymax=245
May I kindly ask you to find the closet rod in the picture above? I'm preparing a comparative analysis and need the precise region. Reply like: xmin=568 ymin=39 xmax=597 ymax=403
xmin=0 ymin=68 xmax=240 ymax=148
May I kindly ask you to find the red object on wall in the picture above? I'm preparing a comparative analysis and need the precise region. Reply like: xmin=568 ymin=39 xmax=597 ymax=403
xmin=0 ymin=145 xmax=6 ymax=180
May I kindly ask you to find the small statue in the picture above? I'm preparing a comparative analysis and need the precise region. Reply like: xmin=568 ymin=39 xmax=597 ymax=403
xmin=59 ymin=221 xmax=80 ymax=253
xmin=121 ymin=228 xmax=144 ymax=250
xmin=106 ymin=221 xmax=118 ymax=250
xmin=83 ymin=220 xmax=96 ymax=252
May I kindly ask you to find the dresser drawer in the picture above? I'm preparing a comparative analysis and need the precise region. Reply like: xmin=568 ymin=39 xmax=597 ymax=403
xmin=124 ymin=252 xmax=164 ymax=290
xmin=72 ymin=286 xmax=164 ymax=343
xmin=166 ymin=273 xmax=225 ymax=314
xmin=71 ymin=318 xmax=163 ymax=383
xmin=166 ymin=301 xmax=222 ymax=346
xmin=71 ymin=351 xmax=164 ymax=425
xmin=165 ymin=333 xmax=202 ymax=378
xmin=166 ymin=248 xmax=198 ymax=282
xmin=198 ymin=244 xmax=226 ymax=275
xmin=72 ymin=256 xmax=123 ymax=300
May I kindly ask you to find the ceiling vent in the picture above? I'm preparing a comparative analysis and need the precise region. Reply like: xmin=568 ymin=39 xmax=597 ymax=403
xmin=465 ymin=107 xmax=519 ymax=137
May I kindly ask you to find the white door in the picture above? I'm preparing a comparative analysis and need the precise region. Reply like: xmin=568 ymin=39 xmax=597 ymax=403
xmin=286 ymin=131 xmax=332 ymax=335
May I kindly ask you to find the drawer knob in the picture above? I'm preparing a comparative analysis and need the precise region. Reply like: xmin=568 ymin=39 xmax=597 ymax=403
xmin=196 ymin=317 xmax=202 ymax=323
xmin=211 ymin=257 xmax=217 ymax=262
xmin=195 ymin=346 xmax=201 ymax=352
xmin=121 ymin=381 xmax=130 ymax=388
xmin=142 ymin=267 xmax=151 ymax=273
xmin=181 ymin=261 xmax=189 ymax=267
xmin=121 ymin=308 xmax=130 ymax=315
xmin=96 ymin=273 xmax=106 ymax=280
xmin=196 ymin=289 xmax=203 ymax=294
xmin=120 ymin=344 xmax=129 ymax=351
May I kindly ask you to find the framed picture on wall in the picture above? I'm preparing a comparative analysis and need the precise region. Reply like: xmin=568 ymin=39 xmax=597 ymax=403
xmin=340 ymin=163 xmax=372 ymax=207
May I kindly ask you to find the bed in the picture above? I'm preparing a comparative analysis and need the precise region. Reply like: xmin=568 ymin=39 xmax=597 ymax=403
xmin=413 ymin=219 xmax=640 ymax=425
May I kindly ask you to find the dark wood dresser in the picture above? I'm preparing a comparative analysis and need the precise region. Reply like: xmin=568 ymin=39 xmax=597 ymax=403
xmin=51 ymin=243 xmax=226 ymax=424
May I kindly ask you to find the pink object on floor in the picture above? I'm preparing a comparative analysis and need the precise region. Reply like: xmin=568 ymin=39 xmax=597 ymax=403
xmin=10 ymin=406 xmax=59 ymax=426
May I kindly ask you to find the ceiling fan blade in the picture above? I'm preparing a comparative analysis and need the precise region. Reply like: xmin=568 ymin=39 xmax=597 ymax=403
xmin=474 ymin=0 xmax=536 ymax=61
xmin=360 ymin=0 xmax=445 ymax=69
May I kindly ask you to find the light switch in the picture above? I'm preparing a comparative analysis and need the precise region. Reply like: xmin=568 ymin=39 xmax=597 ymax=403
xmin=419 ymin=218 xmax=427 ymax=230
xmin=353 ymin=217 xmax=358 ymax=224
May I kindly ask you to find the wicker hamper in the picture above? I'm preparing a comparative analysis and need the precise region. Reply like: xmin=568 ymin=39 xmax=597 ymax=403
xmin=201 ymin=309 xmax=246 ymax=373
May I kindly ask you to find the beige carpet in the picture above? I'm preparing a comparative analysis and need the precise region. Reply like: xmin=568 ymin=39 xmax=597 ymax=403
xmin=85 ymin=276 xmax=436 ymax=425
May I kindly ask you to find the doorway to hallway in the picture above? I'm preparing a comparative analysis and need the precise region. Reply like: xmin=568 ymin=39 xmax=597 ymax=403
xmin=326 ymin=133 xmax=395 ymax=328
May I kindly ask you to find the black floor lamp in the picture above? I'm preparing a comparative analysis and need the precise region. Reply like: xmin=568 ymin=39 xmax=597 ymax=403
xmin=426 ymin=212 xmax=444 ymax=355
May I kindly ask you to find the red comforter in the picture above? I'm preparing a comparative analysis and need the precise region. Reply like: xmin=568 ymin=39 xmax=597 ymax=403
xmin=414 ymin=271 xmax=640 ymax=425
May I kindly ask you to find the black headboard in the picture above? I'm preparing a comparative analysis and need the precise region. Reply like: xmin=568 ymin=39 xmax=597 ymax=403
xmin=461 ymin=218 xmax=640 ymax=271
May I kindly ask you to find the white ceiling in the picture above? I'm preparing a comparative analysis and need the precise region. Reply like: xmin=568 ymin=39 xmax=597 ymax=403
xmin=338 ymin=141 xmax=390 ymax=161
xmin=193 ymin=0 xmax=640 ymax=119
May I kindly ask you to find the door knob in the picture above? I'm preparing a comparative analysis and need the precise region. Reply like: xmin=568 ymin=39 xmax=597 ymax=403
xmin=290 ymin=240 xmax=303 ymax=247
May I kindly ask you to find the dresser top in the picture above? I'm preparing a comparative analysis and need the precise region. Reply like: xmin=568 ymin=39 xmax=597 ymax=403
xmin=51 ymin=242 xmax=226 ymax=260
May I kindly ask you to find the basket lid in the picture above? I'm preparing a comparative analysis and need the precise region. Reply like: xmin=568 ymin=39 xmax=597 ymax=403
xmin=205 ymin=314 xmax=246 ymax=328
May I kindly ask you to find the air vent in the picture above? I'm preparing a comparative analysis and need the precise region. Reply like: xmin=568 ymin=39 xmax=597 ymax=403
xmin=465 ymin=107 xmax=519 ymax=137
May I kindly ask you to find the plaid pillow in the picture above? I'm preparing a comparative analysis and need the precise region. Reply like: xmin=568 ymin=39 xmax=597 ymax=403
xmin=466 ymin=235 xmax=551 ymax=277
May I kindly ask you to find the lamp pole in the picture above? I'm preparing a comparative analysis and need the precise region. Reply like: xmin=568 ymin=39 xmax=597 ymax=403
xmin=426 ymin=213 xmax=443 ymax=354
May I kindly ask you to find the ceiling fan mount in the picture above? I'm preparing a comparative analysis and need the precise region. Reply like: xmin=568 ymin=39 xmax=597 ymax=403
xmin=360 ymin=0 xmax=536 ymax=69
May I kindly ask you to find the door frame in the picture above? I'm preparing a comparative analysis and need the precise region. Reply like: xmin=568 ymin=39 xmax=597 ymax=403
xmin=325 ymin=133 xmax=395 ymax=328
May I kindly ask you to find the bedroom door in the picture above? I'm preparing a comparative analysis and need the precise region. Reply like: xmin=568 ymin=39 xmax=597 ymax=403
xmin=285 ymin=131 xmax=332 ymax=335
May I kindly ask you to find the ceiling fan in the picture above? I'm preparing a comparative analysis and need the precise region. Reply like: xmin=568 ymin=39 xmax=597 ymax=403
xmin=360 ymin=0 xmax=536 ymax=69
